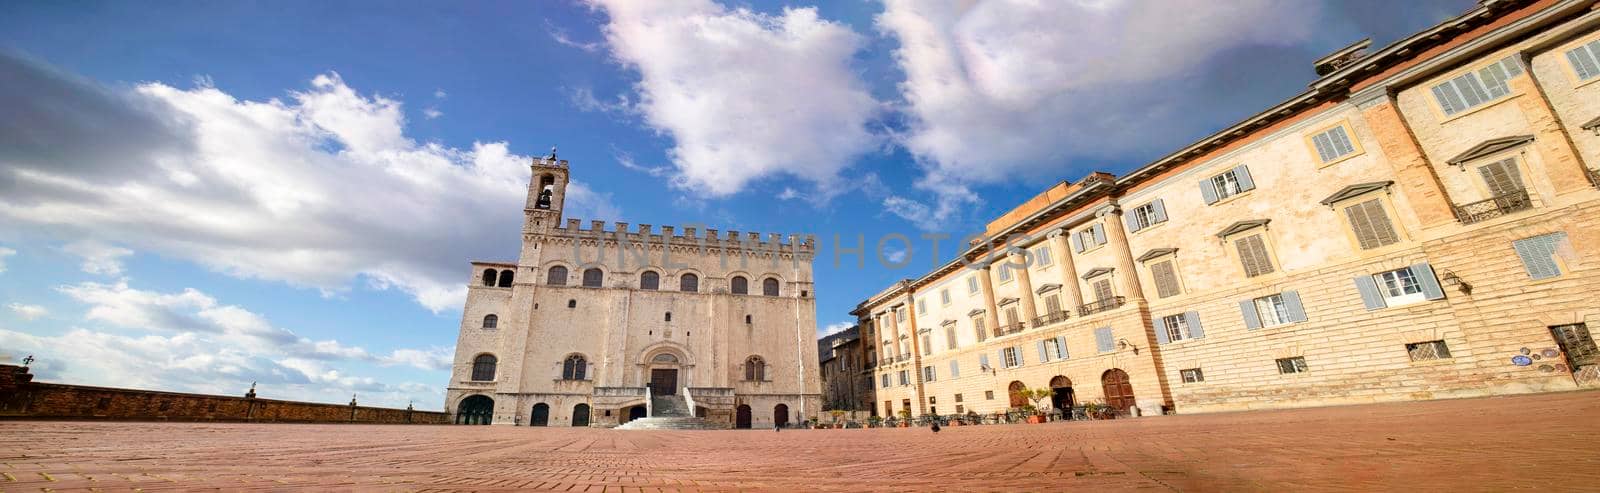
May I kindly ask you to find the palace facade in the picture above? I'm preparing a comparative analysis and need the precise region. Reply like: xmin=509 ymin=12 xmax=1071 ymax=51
xmin=856 ymin=0 xmax=1600 ymax=418
xmin=445 ymin=156 xmax=822 ymax=428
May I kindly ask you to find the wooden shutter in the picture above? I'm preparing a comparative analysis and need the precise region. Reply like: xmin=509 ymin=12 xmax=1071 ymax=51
xmin=1095 ymin=327 xmax=1114 ymax=352
xmin=1477 ymin=159 xmax=1525 ymax=196
xmin=1240 ymin=299 xmax=1262 ymax=329
xmin=1568 ymin=42 xmax=1600 ymax=80
xmin=1093 ymin=279 xmax=1114 ymax=303
xmin=1513 ymin=233 xmax=1566 ymax=280
xmin=1281 ymin=290 xmax=1307 ymax=322
xmin=1329 ymin=126 xmax=1356 ymax=157
xmin=1411 ymin=262 xmax=1446 ymax=300
xmin=1154 ymin=318 xmax=1170 ymax=345
xmin=1354 ymin=275 xmax=1386 ymax=310
xmin=1344 ymin=198 xmax=1400 ymax=249
xmin=1055 ymin=336 xmax=1068 ymax=359
xmin=950 ymin=360 xmax=960 ymax=378
xmin=1233 ymin=165 xmax=1255 ymax=192
xmin=1151 ymin=260 xmax=1180 ymax=298
xmin=1312 ymin=132 xmax=1337 ymax=162
xmin=1184 ymin=311 xmax=1205 ymax=339
xmin=1432 ymin=83 xmax=1465 ymax=116
xmin=1200 ymin=178 xmax=1219 ymax=204
xmin=1235 ymin=234 xmax=1275 ymax=277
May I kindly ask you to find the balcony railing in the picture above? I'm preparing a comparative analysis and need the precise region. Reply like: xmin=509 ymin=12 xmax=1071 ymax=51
xmin=1587 ymin=168 xmax=1600 ymax=189
xmin=1453 ymin=189 xmax=1531 ymax=225
xmin=1078 ymin=296 xmax=1126 ymax=317
xmin=991 ymin=323 xmax=1025 ymax=338
xmin=1031 ymin=311 xmax=1070 ymax=327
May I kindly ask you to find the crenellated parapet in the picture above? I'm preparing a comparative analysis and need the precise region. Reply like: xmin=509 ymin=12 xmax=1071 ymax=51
xmin=536 ymin=218 xmax=816 ymax=255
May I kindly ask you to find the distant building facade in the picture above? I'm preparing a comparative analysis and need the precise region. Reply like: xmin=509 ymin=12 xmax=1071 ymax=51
xmin=856 ymin=0 xmax=1600 ymax=418
xmin=445 ymin=155 xmax=822 ymax=428
xmin=817 ymin=327 xmax=873 ymax=414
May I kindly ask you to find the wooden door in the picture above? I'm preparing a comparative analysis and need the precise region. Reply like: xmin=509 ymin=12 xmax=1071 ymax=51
xmin=1101 ymin=369 xmax=1135 ymax=412
xmin=650 ymin=369 xmax=678 ymax=395
xmin=530 ymin=403 xmax=549 ymax=426
xmin=736 ymin=405 xmax=752 ymax=429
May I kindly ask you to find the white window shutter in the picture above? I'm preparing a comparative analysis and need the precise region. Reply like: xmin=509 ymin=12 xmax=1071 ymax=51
xmin=1184 ymin=311 xmax=1204 ymax=339
xmin=1281 ymin=290 xmax=1307 ymax=323
xmin=1125 ymin=211 xmax=1142 ymax=233
xmin=1200 ymin=178 xmax=1219 ymax=205
xmin=1037 ymin=340 xmax=1049 ymax=362
xmin=1240 ymin=299 xmax=1262 ymax=330
xmin=950 ymin=360 xmax=959 ymax=378
xmin=1095 ymin=327 xmax=1114 ymax=352
xmin=1055 ymin=336 xmax=1068 ymax=359
xmin=1153 ymin=319 xmax=1170 ymax=345
xmin=1151 ymin=199 xmax=1167 ymax=223
xmin=1092 ymin=224 xmax=1106 ymax=245
xmin=1070 ymin=233 xmax=1084 ymax=253
xmin=1233 ymin=165 xmax=1255 ymax=192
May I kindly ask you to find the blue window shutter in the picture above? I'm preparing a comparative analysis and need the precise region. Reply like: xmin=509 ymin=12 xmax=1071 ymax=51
xmin=1152 ymin=199 xmax=1167 ymax=223
xmin=1125 ymin=211 xmax=1142 ymax=233
xmin=1184 ymin=311 xmax=1205 ymax=339
xmin=1153 ymin=319 xmax=1170 ymax=345
xmin=1092 ymin=224 xmax=1106 ymax=245
xmin=1240 ymin=299 xmax=1262 ymax=330
xmin=1233 ymin=165 xmax=1255 ymax=192
xmin=1282 ymin=290 xmax=1307 ymax=323
xmin=1016 ymin=347 xmax=1024 ymax=366
xmin=1037 ymin=340 xmax=1050 ymax=362
xmin=1055 ymin=336 xmax=1068 ymax=359
xmin=998 ymin=349 xmax=1007 ymax=367
xmin=950 ymin=360 xmax=959 ymax=378
xmin=1095 ymin=327 xmax=1114 ymax=352
xmin=1070 ymin=233 xmax=1084 ymax=253
xmin=1200 ymin=178 xmax=1219 ymax=205
xmin=1412 ymin=262 xmax=1445 ymax=301
xmin=979 ymin=353 xmax=990 ymax=369
xmin=1354 ymin=275 xmax=1386 ymax=311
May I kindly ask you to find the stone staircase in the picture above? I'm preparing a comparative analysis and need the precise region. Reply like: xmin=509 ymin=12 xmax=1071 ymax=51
xmin=614 ymin=394 xmax=725 ymax=430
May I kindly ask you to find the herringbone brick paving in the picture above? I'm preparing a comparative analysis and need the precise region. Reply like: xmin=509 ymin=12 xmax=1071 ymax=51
xmin=2 ymin=390 xmax=1598 ymax=491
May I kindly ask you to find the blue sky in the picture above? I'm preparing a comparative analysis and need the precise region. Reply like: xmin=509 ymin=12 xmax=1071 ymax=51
xmin=0 ymin=0 xmax=1469 ymax=409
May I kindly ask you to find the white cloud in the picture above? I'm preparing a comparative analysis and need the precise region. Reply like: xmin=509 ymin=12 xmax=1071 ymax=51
xmin=546 ymin=19 xmax=603 ymax=53
xmin=0 ymin=54 xmax=621 ymax=312
xmin=422 ymin=107 xmax=442 ymax=119
xmin=877 ymin=0 xmax=1317 ymax=225
xmin=818 ymin=321 xmax=853 ymax=337
xmin=0 ymin=247 xmax=13 ymax=274
xmin=62 ymin=240 xmax=133 ymax=276
xmin=590 ymin=0 xmax=881 ymax=196
xmin=7 ymin=303 xmax=47 ymax=321
xmin=433 ymin=89 xmax=447 ymax=99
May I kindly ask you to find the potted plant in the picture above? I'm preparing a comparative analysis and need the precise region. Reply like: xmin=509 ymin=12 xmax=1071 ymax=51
xmin=966 ymin=410 xmax=980 ymax=425
xmin=868 ymin=415 xmax=883 ymax=428
xmin=829 ymin=409 xmax=846 ymax=429
xmin=897 ymin=408 xmax=912 ymax=427
xmin=1017 ymin=387 xmax=1054 ymax=424
xmin=946 ymin=414 xmax=963 ymax=426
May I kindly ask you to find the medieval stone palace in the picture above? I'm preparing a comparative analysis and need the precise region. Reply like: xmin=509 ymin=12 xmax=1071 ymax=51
xmin=445 ymin=156 xmax=822 ymax=427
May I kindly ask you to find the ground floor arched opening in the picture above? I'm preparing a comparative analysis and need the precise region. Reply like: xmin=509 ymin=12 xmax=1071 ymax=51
xmin=1050 ymin=375 xmax=1075 ymax=414
xmin=1102 ymin=369 xmax=1135 ymax=412
xmin=1007 ymin=380 xmax=1027 ymax=408
xmin=624 ymin=405 xmax=647 ymax=424
xmin=530 ymin=403 xmax=549 ymax=426
xmin=774 ymin=404 xmax=790 ymax=428
xmin=572 ymin=403 xmax=591 ymax=427
xmin=457 ymin=395 xmax=493 ymax=425
xmin=735 ymin=404 xmax=752 ymax=429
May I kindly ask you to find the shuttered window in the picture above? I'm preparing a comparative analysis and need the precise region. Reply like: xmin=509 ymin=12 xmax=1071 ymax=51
xmin=940 ymin=289 xmax=950 ymax=305
xmin=1311 ymin=125 xmax=1358 ymax=163
xmin=1160 ymin=314 xmax=1189 ymax=343
xmin=1477 ymin=158 xmax=1525 ymax=196
xmin=1201 ymin=165 xmax=1255 ymax=204
xmin=1234 ymin=234 xmax=1276 ymax=277
xmin=967 ymin=276 xmax=980 ymax=294
xmin=973 ymin=316 xmax=987 ymax=342
xmin=1032 ymin=245 xmax=1053 ymax=268
xmin=1513 ymin=232 xmax=1568 ymax=280
xmin=1074 ymin=224 xmax=1107 ymax=251
xmin=1001 ymin=347 xmax=1021 ymax=368
xmin=1344 ymin=198 xmax=1401 ymax=249
xmin=1092 ymin=278 xmax=1115 ymax=303
xmin=1155 ymin=311 xmax=1205 ymax=345
xmin=997 ymin=264 xmax=1013 ymax=283
xmin=1431 ymin=56 xmax=1524 ymax=116
xmin=1043 ymin=294 xmax=1062 ymax=315
xmin=922 ymin=366 xmax=936 ymax=382
xmin=949 ymin=360 xmax=960 ymax=379
xmin=922 ymin=334 xmax=932 ymax=355
xmin=945 ymin=325 xmax=958 ymax=351
xmin=1356 ymin=263 xmax=1445 ymax=310
xmin=1128 ymin=199 xmax=1168 ymax=231
xmin=881 ymin=374 xmax=890 ymax=388
xmin=1095 ymin=327 xmax=1114 ymax=353
xmin=1245 ymin=291 xmax=1305 ymax=328
xmin=1567 ymin=39 xmax=1600 ymax=81
xmin=1150 ymin=260 xmax=1182 ymax=298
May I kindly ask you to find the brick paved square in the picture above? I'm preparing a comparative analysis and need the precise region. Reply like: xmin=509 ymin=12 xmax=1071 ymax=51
xmin=2 ymin=391 xmax=1598 ymax=491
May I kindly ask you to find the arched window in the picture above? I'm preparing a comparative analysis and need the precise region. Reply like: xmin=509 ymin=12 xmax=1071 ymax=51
xmin=745 ymin=356 xmax=766 ymax=381
xmin=731 ymin=276 xmax=748 ymax=294
xmin=547 ymin=266 xmax=568 ymax=285
xmin=567 ymin=299 xmax=577 ymax=308
xmin=481 ymin=269 xmax=497 ymax=287
xmin=582 ymin=268 xmax=603 ymax=288
xmin=763 ymin=278 xmax=780 ymax=296
xmin=482 ymin=314 xmax=498 ymax=329
xmin=640 ymin=271 xmax=660 ymax=290
xmin=680 ymin=273 xmax=699 ymax=292
xmin=562 ymin=354 xmax=587 ymax=380
xmin=498 ymin=269 xmax=514 ymax=287
xmin=471 ymin=354 xmax=497 ymax=381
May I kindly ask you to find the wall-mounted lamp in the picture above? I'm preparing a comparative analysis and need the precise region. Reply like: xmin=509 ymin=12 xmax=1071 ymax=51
xmin=1441 ymin=271 xmax=1473 ymax=295
xmin=1117 ymin=339 xmax=1140 ymax=355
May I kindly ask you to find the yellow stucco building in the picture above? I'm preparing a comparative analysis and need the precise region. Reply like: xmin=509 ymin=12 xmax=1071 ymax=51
xmin=856 ymin=0 xmax=1600 ymax=418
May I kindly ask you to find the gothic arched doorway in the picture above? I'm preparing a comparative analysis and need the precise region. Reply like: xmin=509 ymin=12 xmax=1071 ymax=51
xmin=646 ymin=351 xmax=682 ymax=396
xmin=1101 ymin=369 xmax=1135 ymax=413
xmin=774 ymin=404 xmax=790 ymax=428
xmin=735 ymin=404 xmax=752 ymax=429
xmin=572 ymin=404 xmax=591 ymax=427
xmin=530 ymin=403 xmax=550 ymax=426
xmin=1049 ymin=375 xmax=1075 ymax=413
xmin=1007 ymin=381 xmax=1027 ymax=408
xmin=458 ymin=395 xmax=493 ymax=425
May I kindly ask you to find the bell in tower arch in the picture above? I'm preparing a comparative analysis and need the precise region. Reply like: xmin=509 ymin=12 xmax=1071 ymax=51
xmin=535 ymin=187 xmax=554 ymax=210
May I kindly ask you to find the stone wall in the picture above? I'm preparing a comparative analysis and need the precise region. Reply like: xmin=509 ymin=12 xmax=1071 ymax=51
xmin=0 ymin=365 xmax=447 ymax=424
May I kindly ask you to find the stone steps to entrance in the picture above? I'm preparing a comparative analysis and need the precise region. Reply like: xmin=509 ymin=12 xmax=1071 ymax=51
xmin=614 ymin=416 xmax=726 ymax=430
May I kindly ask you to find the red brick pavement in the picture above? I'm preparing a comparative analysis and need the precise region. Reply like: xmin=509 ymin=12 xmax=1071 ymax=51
xmin=3 ymin=390 xmax=1599 ymax=491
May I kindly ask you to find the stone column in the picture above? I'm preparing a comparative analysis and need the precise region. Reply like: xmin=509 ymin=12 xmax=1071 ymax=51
xmin=1008 ymin=251 xmax=1039 ymax=325
xmin=1098 ymin=206 xmax=1145 ymax=303
xmin=902 ymin=292 xmax=926 ymax=414
xmin=979 ymin=264 xmax=1001 ymax=334
xmin=1048 ymin=229 xmax=1085 ymax=308
xmin=1358 ymin=94 xmax=1458 ymax=229
xmin=1511 ymin=68 xmax=1593 ymax=195
xmin=886 ymin=306 xmax=902 ymax=359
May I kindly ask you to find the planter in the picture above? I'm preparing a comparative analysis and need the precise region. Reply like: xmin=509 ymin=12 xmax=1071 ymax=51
xmin=898 ymin=422 xmax=909 ymax=428
xmin=1027 ymin=415 xmax=1047 ymax=424
xmin=947 ymin=420 xmax=962 ymax=427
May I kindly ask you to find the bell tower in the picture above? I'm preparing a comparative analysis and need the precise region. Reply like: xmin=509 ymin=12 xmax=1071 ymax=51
xmin=525 ymin=146 xmax=569 ymax=233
